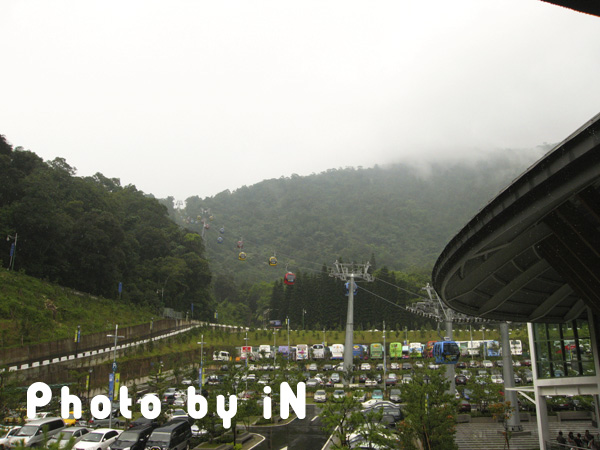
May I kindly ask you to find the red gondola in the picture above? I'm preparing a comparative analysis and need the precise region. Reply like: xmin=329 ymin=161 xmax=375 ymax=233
xmin=284 ymin=272 xmax=296 ymax=285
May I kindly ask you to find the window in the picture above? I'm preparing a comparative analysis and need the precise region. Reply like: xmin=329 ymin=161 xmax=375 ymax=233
xmin=533 ymin=318 xmax=596 ymax=379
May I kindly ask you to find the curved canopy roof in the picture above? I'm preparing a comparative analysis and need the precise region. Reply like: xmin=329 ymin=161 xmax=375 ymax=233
xmin=433 ymin=112 xmax=600 ymax=323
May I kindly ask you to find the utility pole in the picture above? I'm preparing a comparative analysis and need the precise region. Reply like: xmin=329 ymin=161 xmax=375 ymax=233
xmin=383 ymin=321 xmax=387 ymax=394
xmin=197 ymin=335 xmax=206 ymax=386
xmin=6 ymin=232 xmax=17 ymax=270
xmin=106 ymin=325 xmax=124 ymax=429
xmin=329 ymin=261 xmax=374 ymax=386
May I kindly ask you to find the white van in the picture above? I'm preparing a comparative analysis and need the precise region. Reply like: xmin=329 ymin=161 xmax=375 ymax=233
xmin=212 ymin=351 xmax=230 ymax=361
xmin=9 ymin=417 xmax=65 ymax=447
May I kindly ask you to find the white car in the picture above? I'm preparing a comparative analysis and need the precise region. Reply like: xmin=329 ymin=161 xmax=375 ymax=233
xmin=365 ymin=378 xmax=378 ymax=386
xmin=181 ymin=379 xmax=193 ymax=385
xmin=360 ymin=363 xmax=372 ymax=371
xmin=191 ymin=425 xmax=207 ymax=438
xmin=428 ymin=362 xmax=440 ymax=370
xmin=0 ymin=427 xmax=21 ymax=449
xmin=390 ymin=362 xmax=400 ymax=370
xmin=74 ymin=429 xmax=121 ymax=450
xmin=47 ymin=427 xmax=91 ymax=449
xmin=491 ymin=374 xmax=504 ymax=384
xmin=136 ymin=393 xmax=159 ymax=404
xmin=314 ymin=390 xmax=327 ymax=403
xmin=482 ymin=360 xmax=494 ymax=368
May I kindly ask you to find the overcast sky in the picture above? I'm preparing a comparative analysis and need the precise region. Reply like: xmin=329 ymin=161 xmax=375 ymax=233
xmin=1 ymin=1 xmax=599 ymax=201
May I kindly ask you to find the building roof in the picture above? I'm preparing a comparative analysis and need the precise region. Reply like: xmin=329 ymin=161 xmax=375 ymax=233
xmin=432 ymin=112 xmax=600 ymax=323
xmin=541 ymin=0 xmax=600 ymax=17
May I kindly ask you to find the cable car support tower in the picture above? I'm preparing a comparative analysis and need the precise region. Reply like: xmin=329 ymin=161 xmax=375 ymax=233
xmin=407 ymin=284 xmax=523 ymax=432
xmin=329 ymin=261 xmax=374 ymax=386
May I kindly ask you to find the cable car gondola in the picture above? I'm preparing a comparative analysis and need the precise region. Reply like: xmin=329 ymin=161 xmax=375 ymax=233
xmin=345 ymin=281 xmax=358 ymax=296
xmin=239 ymin=252 xmax=247 ymax=261
xmin=217 ymin=236 xmax=224 ymax=244
xmin=219 ymin=227 xmax=225 ymax=234
xmin=237 ymin=240 xmax=244 ymax=249
xmin=432 ymin=338 xmax=460 ymax=364
xmin=268 ymin=256 xmax=278 ymax=266
xmin=284 ymin=272 xmax=296 ymax=285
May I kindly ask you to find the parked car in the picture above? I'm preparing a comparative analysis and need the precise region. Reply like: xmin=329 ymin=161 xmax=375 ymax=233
xmin=360 ymin=363 xmax=371 ymax=371
xmin=0 ymin=427 xmax=21 ymax=449
xmin=314 ymin=390 xmax=327 ymax=403
xmin=491 ymin=374 xmax=504 ymax=384
xmin=401 ymin=362 xmax=412 ymax=370
xmin=390 ymin=362 xmax=400 ymax=370
xmin=109 ymin=425 xmax=154 ymax=450
xmin=401 ymin=374 xmax=412 ymax=384
xmin=456 ymin=362 xmax=467 ymax=369
xmin=385 ymin=373 xmax=398 ymax=386
xmin=469 ymin=360 xmax=480 ymax=368
xmin=371 ymin=390 xmax=384 ymax=400
xmin=144 ymin=421 xmax=191 ymax=450
xmin=306 ymin=378 xmax=321 ymax=388
xmin=458 ymin=399 xmax=471 ymax=413
xmin=455 ymin=374 xmax=468 ymax=385
xmin=365 ymin=378 xmax=378 ymax=387
xmin=9 ymin=418 xmax=66 ymax=448
xmin=353 ymin=390 xmax=366 ymax=402
xmin=482 ymin=360 xmax=494 ymax=368
xmin=333 ymin=389 xmax=346 ymax=401
xmin=389 ymin=389 xmax=402 ymax=403
xmin=47 ymin=427 xmax=91 ymax=449
xmin=74 ymin=429 xmax=121 ymax=450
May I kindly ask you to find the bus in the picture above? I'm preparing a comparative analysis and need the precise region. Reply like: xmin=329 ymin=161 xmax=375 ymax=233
xmin=370 ymin=343 xmax=383 ymax=360
xmin=296 ymin=344 xmax=309 ymax=360
xmin=401 ymin=345 xmax=411 ymax=359
xmin=510 ymin=340 xmax=523 ymax=356
xmin=389 ymin=342 xmax=403 ymax=359
xmin=312 ymin=343 xmax=325 ymax=359
xmin=410 ymin=342 xmax=423 ymax=358
xmin=353 ymin=344 xmax=365 ymax=359
xmin=213 ymin=350 xmax=230 ymax=361
xmin=331 ymin=344 xmax=344 ymax=360
xmin=259 ymin=344 xmax=271 ymax=359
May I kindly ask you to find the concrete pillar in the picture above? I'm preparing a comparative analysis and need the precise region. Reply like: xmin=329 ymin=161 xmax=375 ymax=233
xmin=500 ymin=322 xmax=522 ymax=431
xmin=445 ymin=319 xmax=456 ymax=395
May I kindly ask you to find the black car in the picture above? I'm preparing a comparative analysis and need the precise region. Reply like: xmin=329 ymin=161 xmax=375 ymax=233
xmin=111 ymin=424 xmax=155 ymax=450
xmin=455 ymin=374 xmax=468 ymax=385
xmin=129 ymin=417 xmax=160 ymax=429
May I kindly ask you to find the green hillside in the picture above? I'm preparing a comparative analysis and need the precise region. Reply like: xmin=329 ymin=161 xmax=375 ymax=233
xmin=0 ymin=270 xmax=156 ymax=348
xmin=170 ymin=149 xmax=547 ymax=286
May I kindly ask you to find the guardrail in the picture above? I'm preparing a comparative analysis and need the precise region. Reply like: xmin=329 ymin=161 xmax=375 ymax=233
xmin=3 ymin=321 xmax=248 ymax=373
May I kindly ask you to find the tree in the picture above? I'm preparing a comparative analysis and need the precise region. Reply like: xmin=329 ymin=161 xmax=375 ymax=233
xmin=397 ymin=370 xmax=458 ymax=450
xmin=319 ymin=396 xmax=363 ymax=449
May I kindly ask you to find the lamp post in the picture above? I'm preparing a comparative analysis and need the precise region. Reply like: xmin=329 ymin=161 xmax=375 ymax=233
xmin=74 ymin=325 xmax=81 ymax=359
xmin=87 ymin=368 xmax=93 ymax=407
xmin=302 ymin=309 xmax=306 ymax=330
xmin=197 ymin=335 xmax=205 ymax=386
xmin=6 ymin=233 xmax=17 ymax=270
xmin=106 ymin=324 xmax=124 ymax=429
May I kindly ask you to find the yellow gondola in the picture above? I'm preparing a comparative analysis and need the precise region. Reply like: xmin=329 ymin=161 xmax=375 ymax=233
xmin=239 ymin=252 xmax=247 ymax=261
xmin=269 ymin=256 xmax=278 ymax=266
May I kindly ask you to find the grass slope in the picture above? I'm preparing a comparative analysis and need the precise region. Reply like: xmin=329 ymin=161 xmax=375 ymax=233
xmin=0 ymin=270 xmax=156 ymax=348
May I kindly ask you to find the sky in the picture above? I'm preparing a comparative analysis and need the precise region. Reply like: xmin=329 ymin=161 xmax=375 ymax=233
xmin=1 ymin=1 xmax=599 ymax=202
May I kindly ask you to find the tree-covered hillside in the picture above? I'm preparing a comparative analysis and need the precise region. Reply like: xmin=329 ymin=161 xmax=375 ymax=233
xmin=172 ymin=149 xmax=545 ymax=287
xmin=0 ymin=135 xmax=212 ymax=318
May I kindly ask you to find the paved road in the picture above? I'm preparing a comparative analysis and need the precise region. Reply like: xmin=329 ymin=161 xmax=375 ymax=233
xmin=249 ymin=405 xmax=329 ymax=450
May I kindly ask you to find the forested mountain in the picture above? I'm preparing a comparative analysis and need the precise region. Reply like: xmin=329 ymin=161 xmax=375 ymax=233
xmin=162 ymin=149 xmax=546 ymax=328
xmin=0 ymin=135 xmax=212 ymax=318
xmin=172 ymin=149 xmax=546 ymax=286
